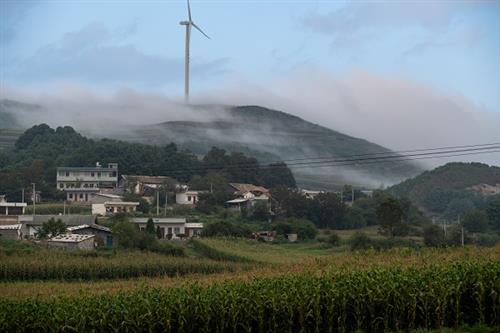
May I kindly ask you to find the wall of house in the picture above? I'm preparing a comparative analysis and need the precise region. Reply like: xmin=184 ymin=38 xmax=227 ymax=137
xmin=0 ymin=229 xmax=21 ymax=240
xmin=176 ymin=193 xmax=197 ymax=205
xmin=72 ymin=228 xmax=116 ymax=247
xmin=91 ymin=203 xmax=106 ymax=215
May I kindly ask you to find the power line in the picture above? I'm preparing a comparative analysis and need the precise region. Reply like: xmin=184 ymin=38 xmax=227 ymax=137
xmin=145 ymin=145 xmax=500 ymax=176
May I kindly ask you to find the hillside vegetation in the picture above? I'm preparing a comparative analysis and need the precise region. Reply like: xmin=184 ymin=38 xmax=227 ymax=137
xmin=389 ymin=162 xmax=500 ymax=214
xmin=0 ymin=124 xmax=295 ymax=201
xmin=123 ymin=105 xmax=422 ymax=188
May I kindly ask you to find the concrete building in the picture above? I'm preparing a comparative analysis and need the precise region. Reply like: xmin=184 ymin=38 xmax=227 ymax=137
xmin=131 ymin=217 xmax=202 ymax=239
xmin=300 ymin=189 xmax=323 ymax=200
xmin=19 ymin=215 xmax=97 ymax=238
xmin=56 ymin=162 xmax=118 ymax=202
xmin=0 ymin=224 xmax=22 ymax=240
xmin=122 ymin=175 xmax=177 ymax=201
xmin=225 ymin=183 xmax=270 ymax=212
xmin=48 ymin=234 xmax=95 ymax=250
xmin=0 ymin=195 xmax=27 ymax=216
xmin=176 ymin=190 xmax=201 ymax=205
xmin=90 ymin=194 xmax=139 ymax=216
xmin=67 ymin=224 xmax=115 ymax=247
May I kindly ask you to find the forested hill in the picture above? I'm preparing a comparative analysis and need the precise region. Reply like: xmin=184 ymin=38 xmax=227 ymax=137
xmin=0 ymin=124 xmax=295 ymax=201
xmin=119 ymin=105 xmax=423 ymax=189
xmin=389 ymin=162 xmax=500 ymax=215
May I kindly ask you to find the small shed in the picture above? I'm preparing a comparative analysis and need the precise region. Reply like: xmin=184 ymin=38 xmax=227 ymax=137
xmin=48 ymin=234 xmax=95 ymax=250
xmin=67 ymin=224 xmax=115 ymax=247
xmin=0 ymin=224 xmax=22 ymax=240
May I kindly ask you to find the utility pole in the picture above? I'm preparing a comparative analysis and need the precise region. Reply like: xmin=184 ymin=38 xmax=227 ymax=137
xmin=210 ymin=183 xmax=213 ymax=194
xmin=164 ymin=190 xmax=168 ymax=217
xmin=21 ymin=188 xmax=25 ymax=203
xmin=442 ymin=219 xmax=447 ymax=237
xmin=156 ymin=190 xmax=160 ymax=216
xmin=31 ymin=183 xmax=36 ymax=216
xmin=340 ymin=190 xmax=343 ymax=203
xmin=459 ymin=215 xmax=464 ymax=247
xmin=351 ymin=188 xmax=355 ymax=204
xmin=63 ymin=201 xmax=66 ymax=215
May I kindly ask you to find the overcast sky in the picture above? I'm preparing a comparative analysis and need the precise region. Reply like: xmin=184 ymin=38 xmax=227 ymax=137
xmin=1 ymin=0 xmax=499 ymax=163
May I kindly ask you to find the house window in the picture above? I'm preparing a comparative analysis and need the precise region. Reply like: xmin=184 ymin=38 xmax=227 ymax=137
xmin=97 ymin=172 xmax=101 ymax=178
xmin=69 ymin=193 xmax=73 ymax=199
xmin=112 ymin=171 xmax=117 ymax=177
xmin=90 ymin=184 xmax=94 ymax=188
xmin=188 ymin=196 xmax=192 ymax=201
xmin=65 ymin=172 xmax=70 ymax=177
xmin=59 ymin=183 xmax=64 ymax=189
xmin=91 ymin=172 xmax=95 ymax=177
xmin=79 ymin=194 xmax=84 ymax=199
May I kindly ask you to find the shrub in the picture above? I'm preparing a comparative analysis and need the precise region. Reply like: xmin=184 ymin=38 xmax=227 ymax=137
xmin=327 ymin=232 xmax=340 ymax=246
xmin=350 ymin=232 xmax=373 ymax=251
xmin=474 ymin=233 xmax=499 ymax=247
xmin=423 ymin=224 xmax=445 ymax=247
xmin=201 ymin=220 xmax=254 ymax=238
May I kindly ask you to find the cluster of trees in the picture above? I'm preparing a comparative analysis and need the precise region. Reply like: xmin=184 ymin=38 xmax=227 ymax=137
xmin=0 ymin=124 xmax=295 ymax=202
xmin=263 ymin=187 xmax=428 ymax=232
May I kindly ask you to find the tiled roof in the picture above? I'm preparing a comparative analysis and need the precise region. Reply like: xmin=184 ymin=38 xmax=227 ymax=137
xmin=49 ymin=233 xmax=94 ymax=243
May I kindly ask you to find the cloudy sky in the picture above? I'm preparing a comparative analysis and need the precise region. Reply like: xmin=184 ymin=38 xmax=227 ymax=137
xmin=1 ymin=0 xmax=500 ymax=163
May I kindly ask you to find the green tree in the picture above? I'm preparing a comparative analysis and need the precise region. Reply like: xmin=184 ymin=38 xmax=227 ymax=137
xmin=307 ymin=193 xmax=347 ymax=229
xmin=444 ymin=198 xmax=475 ymax=221
xmin=36 ymin=218 xmax=66 ymax=239
xmin=462 ymin=210 xmax=489 ymax=233
xmin=487 ymin=196 xmax=500 ymax=230
xmin=145 ymin=218 xmax=155 ymax=235
xmin=423 ymin=224 xmax=445 ymax=247
xmin=376 ymin=198 xmax=405 ymax=237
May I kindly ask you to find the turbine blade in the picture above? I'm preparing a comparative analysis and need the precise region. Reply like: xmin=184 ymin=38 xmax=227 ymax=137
xmin=192 ymin=22 xmax=210 ymax=39
xmin=187 ymin=0 xmax=192 ymax=21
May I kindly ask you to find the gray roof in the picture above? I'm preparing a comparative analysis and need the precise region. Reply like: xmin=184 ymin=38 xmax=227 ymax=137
xmin=67 ymin=224 xmax=111 ymax=233
xmin=20 ymin=215 xmax=97 ymax=226
xmin=131 ymin=217 xmax=186 ymax=224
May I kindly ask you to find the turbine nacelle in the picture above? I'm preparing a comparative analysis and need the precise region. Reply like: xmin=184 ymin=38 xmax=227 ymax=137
xmin=180 ymin=21 xmax=190 ymax=26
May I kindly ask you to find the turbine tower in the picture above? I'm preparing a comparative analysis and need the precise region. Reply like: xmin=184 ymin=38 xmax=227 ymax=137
xmin=180 ymin=0 xmax=209 ymax=104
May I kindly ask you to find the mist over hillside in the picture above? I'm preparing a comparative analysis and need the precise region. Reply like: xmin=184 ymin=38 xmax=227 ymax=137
xmin=0 ymin=98 xmax=422 ymax=189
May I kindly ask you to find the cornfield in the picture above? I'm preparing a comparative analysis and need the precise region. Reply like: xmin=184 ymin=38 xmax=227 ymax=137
xmin=0 ymin=260 xmax=498 ymax=332
xmin=0 ymin=250 xmax=245 ymax=281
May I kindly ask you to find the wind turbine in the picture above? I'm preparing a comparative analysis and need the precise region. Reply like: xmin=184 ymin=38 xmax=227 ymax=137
xmin=180 ymin=0 xmax=210 ymax=104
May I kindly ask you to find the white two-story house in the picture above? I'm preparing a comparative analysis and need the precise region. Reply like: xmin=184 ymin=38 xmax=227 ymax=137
xmin=56 ymin=162 xmax=118 ymax=202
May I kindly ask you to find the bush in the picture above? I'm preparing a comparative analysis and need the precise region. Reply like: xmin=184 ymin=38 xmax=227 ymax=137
xmin=327 ymin=232 xmax=340 ymax=246
xmin=350 ymin=232 xmax=373 ymax=251
xmin=201 ymin=220 xmax=254 ymax=238
xmin=270 ymin=218 xmax=318 ymax=240
xmin=423 ymin=224 xmax=445 ymax=247
xmin=474 ymin=233 xmax=499 ymax=247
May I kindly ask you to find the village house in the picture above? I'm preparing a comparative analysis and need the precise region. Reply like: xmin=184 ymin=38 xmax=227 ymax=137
xmin=48 ymin=234 xmax=95 ymax=250
xmin=225 ymin=183 xmax=270 ymax=212
xmin=18 ymin=215 xmax=97 ymax=238
xmin=56 ymin=162 xmax=119 ymax=202
xmin=176 ymin=190 xmax=202 ymax=205
xmin=0 ymin=224 xmax=22 ymax=240
xmin=131 ymin=217 xmax=203 ymax=239
xmin=0 ymin=195 xmax=27 ymax=216
xmin=90 ymin=193 xmax=139 ymax=216
xmin=67 ymin=224 xmax=115 ymax=247
xmin=122 ymin=175 xmax=177 ymax=202
xmin=300 ymin=189 xmax=323 ymax=200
